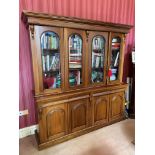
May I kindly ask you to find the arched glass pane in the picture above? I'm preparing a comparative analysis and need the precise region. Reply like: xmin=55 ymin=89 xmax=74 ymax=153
xmin=110 ymin=37 xmax=121 ymax=81
xmin=91 ymin=36 xmax=105 ymax=83
xmin=69 ymin=34 xmax=82 ymax=86
xmin=41 ymin=31 xmax=61 ymax=89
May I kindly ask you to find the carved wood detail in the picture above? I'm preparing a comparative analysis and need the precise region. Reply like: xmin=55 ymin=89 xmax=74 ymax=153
xmin=46 ymin=108 xmax=66 ymax=138
xmin=29 ymin=25 xmax=34 ymax=39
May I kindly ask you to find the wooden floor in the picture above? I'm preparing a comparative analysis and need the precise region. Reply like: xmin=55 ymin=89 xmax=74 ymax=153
xmin=19 ymin=119 xmax=135 ymax=155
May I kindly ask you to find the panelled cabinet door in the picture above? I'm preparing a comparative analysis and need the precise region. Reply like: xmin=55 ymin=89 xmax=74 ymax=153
xmin=88 ymin=31 xmax=108 ymax=86
xmin=64 ymin=28 xmax=87 ymax=89
xmin=109 ymin=92 xmax=125 ymax=122
xmin=69 ymin=98 xmax=89 ymax=133
xmin=39 ymin=103 xmax=68 ymax=143
xmin=33 ymin=26 xmax=64 ymax=94
xmin=107 ymin=33 xmax=125 ymax=85
xmin=92 ymin=94 xmax=109 ymax=126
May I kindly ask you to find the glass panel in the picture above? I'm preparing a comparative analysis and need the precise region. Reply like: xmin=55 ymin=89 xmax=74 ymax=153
xmin=41 ymin=31 xmax=61 ymax=89
xmin=69 ymin=34 xmax=82 ymax=86
xmin=91 ymin=36 xmax=105 ymax=83
xmin=110 ymin=37 xmax=121 ymax=81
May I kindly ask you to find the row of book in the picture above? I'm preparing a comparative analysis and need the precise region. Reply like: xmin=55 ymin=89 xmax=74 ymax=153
xmin=41 ymin=32 xmax=59 ymax=49
xmin=112 ymin=42 xmax=120 ymax=50
xmin=112 ymin=38 xmax=120 ymax=43
xmin=69 ymin=70 xmax=81 ymax=86
xmin=43 ymin=74 xmax=61 ymax=89
xmin=93 ymin=37 xmax=104 ymax=50
xmin=69 ymin=35 xmax=82 ymax=53
xmin=91 ymin=70 xmax=103 ymax=83
xmin=92 ymin=52 xmax=104 ymax=68
xmin=42 ymin=53 xmax=60 ymax=72
xmin=110 ymin=75 xmax=117 ymax=81
xmin=69 ymin=55 xmax=81 ymax=63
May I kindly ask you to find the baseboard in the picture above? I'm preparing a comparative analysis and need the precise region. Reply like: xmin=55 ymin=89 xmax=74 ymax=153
xmin=19 ymin=124 xmax=39 ymax=139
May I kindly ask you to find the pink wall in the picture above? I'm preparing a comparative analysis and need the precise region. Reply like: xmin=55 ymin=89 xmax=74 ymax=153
xmin=19 ymin=0 xmax=135 ymax=128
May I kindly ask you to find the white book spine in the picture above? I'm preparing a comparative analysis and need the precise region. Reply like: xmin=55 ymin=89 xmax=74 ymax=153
xmin=92 ymin=52 xmax=94 ymax=67
xmin=42 ymin=56 xmax=45 ymax=71
xmin=53 ymin=37 xmax=56 ymax=49
xmin=95 ymin=56 xmax=100 ymax=68
xmin=46 ymin=55 xmax=50 ymax=71
xmin=53 ymin=78 xmax=56 ymax=88
xmin=97 ymin=38 xmax=100 ymax=49
xmin=77 ymin=71 xmax=80 ymax=84
xmin=101 ymin=55 xmax=104 ymax=68
xmin=114 ymin=52 xmax=119 ymax=67
xmin=44 ymin=34 xmax=47 ymax=49
xmin=41 ymin=34 xmax=44 ymax=49
xmin=51 ymin=36 xmax=53 ymax=49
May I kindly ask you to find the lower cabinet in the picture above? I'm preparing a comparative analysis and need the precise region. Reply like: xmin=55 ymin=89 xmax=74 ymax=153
xmin=109 ymin=92 xmax=125 ymax=122
xmin=39 ymin=103 xmax=68 ymax=143
xmin=92 ymin=95 xmax=109 ymax=126
xmin=38 ymin=91 xmax=125 ymax=146
xmin=68 ymin=98 xmax=90 ymax=133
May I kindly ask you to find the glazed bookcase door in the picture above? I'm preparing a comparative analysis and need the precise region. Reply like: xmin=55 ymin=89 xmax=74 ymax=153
xmin=33 ymin=26 xmax=64 ymax=94
xmin=64 ymin=28 xmax=86 ymax=89
xmin=107 ymin=33 xmax=125 ymax=85
xmin=88 ymin=31 xmax=108 ymax=86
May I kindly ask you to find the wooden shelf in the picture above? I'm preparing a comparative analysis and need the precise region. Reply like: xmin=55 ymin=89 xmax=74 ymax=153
xmin=43 ymin=48 xmax=59 ymax=51
xmin=93 ymin=49 xmax=103 ymax=52
xmin=92 ymin=67 xmax=103 ymax=70
xmin=44 ymin=70 xmax=60 ymax=73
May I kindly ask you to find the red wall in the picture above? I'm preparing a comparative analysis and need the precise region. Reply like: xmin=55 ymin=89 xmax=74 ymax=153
xmin=19 ymin=0 xmax=135 ymax=128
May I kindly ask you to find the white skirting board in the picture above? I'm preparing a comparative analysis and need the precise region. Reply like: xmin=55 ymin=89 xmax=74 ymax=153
xmin=19 ymin=125 xmax=39 ymax=139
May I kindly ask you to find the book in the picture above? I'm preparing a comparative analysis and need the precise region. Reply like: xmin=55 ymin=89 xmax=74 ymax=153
xmin=92 ymin=53 xmax=102 ymax=68
xmin=50 ymin=55 xmax=55 ymax=69
xmin=45 ymin=33 xmax=49 ymax=49
xmin=41 ymin=33 xmax=45 ymax=49
xmin=47 ymin=35 xmax=50 ymax=49
xmin=112 ymin=38 xmax=118 ymax=43
xmin=50 ymin=35 xmax=53 ymax=49
xmin=100 ymin=38 xmax=104 ymax=49
xmin=92 ymin=52 xmax=94 ymax=67
xmin=112 ymin=42 xmax=120 ymax=47
xmin=110 ymin=74 xmax=116 ymax=81
xmin=73 ymin=37 xmax=77 ymax=49
xmin=94 ymin=38 xmax=98 ymax=49
xmin=43 ymin=33 xmax=46 ymax=49
xmin=100 ymin=54 xmax=104 ymax=68
xmin=46 ymin=55 xmax=50 ymax=71
xmin=114 ymin=52 xmax=119 ymax=67
xmin=97 ymin=37 xmax=100 ymax=49
xmin=42 ymin=56 xmax=45 ymax=71
xmin=95 ymin=56 xmax=100 ymax=68
xmin=69 ymin=64 xmax=82 ymax=68
xmin=69 ymin=62 xmax=81 ymax=64
xmin=77 ymin=70 xmax=81 ymax=85
xmin=54 ymin=36 xmax=57 ymax=49
xmin=70 ymin=53 xmax=82 ymax=56
xmin=51 ymin=36 xmax=54 ymax=49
